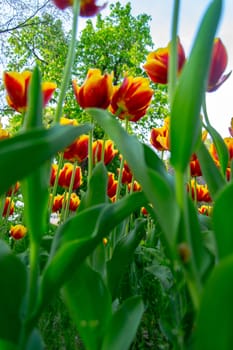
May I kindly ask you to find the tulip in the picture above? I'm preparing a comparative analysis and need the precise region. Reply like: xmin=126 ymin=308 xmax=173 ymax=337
xmin=2 ymin=197 xmax=14 ymax=217
xmin=143 ymin=38 xmax=186 ymax=84
xmin=189 ymin=154 xmax=202 ymax=177
xmin=210 ymin=137 xmax=233 ymax=166
xmin=110 ymin=76 xmax=153 ymax=122
xmin=10 ymin=224 xmax=27 ymax=240
xmin=92 ymin=139 xmax=118 ymax=165
xmin=128 ymin=180 xmax=141 ymax=193
xmin=121 ymin=164 xmax=133 ymax=185
xmin=107 ymin=172 xmax=118 ymax=198
xmin=207 ymin=38 xmax=232 ymax=92
xmin=58 ymin=163 xmax=82 ymax=190
xmin=150 ymin=117 xmax=170 ymax=151
xmin=0 ymin=125 xmax=10 ymax=140
xmin=60 ymin=117 xmax=78 ymax=126
xmin=68 ymin=193 xmax=81 ymax=211
xmin=229 ymin=118 xmax=233 ymax=137
xmin=198 ymin=205 xmax=212 ymax=216
xmin=6 ymin=182 xmax=20 ymax=196
xmin=50 ymin=164 xmax=58 ymax=186
xmin=73 ymin=69 xmax=113 ymax=109
xmin=187 ymin=180 xmax=211 ymax=203
xmin=53 ymin=0 xmax=107 ymax=17
xmin=52 ymin=194 xmax=64 ymax=212
xmin=64 ymin=135 xmax=89 ymax=163
xmin=3 ymin=71 xmax=56 ymax=113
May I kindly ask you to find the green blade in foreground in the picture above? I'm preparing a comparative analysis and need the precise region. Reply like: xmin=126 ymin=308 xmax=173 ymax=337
xmin=0 ymin=123 xmax=91 ymax=195
xmin=170 ymin=0 xmax=222 ymax=172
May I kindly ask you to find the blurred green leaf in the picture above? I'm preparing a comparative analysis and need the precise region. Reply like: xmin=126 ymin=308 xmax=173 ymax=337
xmin=0 ymin=241 xmax=27 ymax=344
xmin=107 ymin=218 xmax=146 ymax=300
xmin=0 ymin=123 xmax=91 ymax=195
xmin=88 ymin=108 xmax=179 ymax=247
xmin=63 ymin=263 xmax=112 ymax=350
xmin=194 ymin=255 xmax=233 ymax=350
xmin=101 ymin=296 xmax=144 ymax=350
xmin=197 ymin=141 xmax=226 ymax=199
xmin=0 ymin=340 xmax=17 ymax=350
xmin=36 ymin=192 xmax=147 ymax=319
xmin=78 ymin=161 xmax=108 ymax=212
xmin=21 ymin=66 xmax=49 ymax=243
xmin=23 ymin=66 xmax=43 ymax=129
xmin=186 ymin=197 xmax=205 ymax=271
xmin=170 ymin=0 xmax=222 ymax=172
xmin=213 ymin=182 xmax=233 ymax=259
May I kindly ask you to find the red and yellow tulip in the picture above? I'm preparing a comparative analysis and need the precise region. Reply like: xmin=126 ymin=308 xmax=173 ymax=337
xmin=73 ymin=68 xmax=113 ymax=109
xmin=64 ymin=135 xmax=89 ymax=163
xmin=92 ymin=139 xmax=118 ymax=165
xmin=58 ymin=163 xmax=82 ymax=190
xmin=53 ymin=0 xmax=107 ymax=17
xmin=10 ymin=224 xmax=27 ymax=240
xmin=2 ymin=197 xmax=14 ymax=217
xmin=107 ymin=172 xmax=118 ymax=198
xmin=207 ymin=38 xmax=232 ymax=92
xmin=3 ymin=71 xmax=56 ymax=113
xmin=110 ymin=76 xmax=153 ymax=122
xmin=150 ymin=117 xmax=170 ymax=151
xmin=143 ymin=38 xmax=186 ymax=84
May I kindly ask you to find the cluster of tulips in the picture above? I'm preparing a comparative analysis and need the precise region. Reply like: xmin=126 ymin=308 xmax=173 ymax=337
xmin=1 ymin=1 xmax=233 ymax=349
xmin=1 ymin=12 xmax=232 ymax=243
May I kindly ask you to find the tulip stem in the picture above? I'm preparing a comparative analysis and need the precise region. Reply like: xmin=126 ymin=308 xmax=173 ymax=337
xmin=168 ymin=0 xmax=180 ymax=105
xmin=49 ymin=153 xmax=64 ymax=215
xmin=175 ymin=169 xmax=202 ymax=311
xmin=63 ymin=160 xmax=78 ymax=221
xmin=54 ymin=0 xmax=80 ymax=124
xmin=202 ymin=95 xmax=211 ymax=126
xmin=88 ymin=117 xmax=94 ymax=184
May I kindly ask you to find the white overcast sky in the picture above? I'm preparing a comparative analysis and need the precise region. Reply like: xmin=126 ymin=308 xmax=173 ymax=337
xmin=83 ymin=0 xmax=233 ymax=137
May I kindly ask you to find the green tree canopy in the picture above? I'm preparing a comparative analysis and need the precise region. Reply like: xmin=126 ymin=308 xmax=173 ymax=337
xmin=74 ymin=1 xmax=154 ymax=84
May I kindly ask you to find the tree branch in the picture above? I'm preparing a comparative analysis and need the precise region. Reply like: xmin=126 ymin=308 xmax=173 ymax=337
xmin=0 ymin=0 xmax=50 ymax=34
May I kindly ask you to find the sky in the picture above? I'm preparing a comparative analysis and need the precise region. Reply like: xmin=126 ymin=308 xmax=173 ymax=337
xmin=80 ymin=0 xmax=233 ymax=137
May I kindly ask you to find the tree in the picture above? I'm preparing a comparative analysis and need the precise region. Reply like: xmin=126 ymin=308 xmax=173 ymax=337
xmin=74 ymin=1 xmax=154 ymax=84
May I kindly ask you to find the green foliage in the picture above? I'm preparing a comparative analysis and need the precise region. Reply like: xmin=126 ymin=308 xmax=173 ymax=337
xmin=5 ymin=13 xmax=68 ymax=85
xmin=0 ymin=124 xmax=91 ymax=195
xmin=0 ymin=241 xmax=27 ymax=345
xmin=75 ymin=2 xmax=153 ymax=83
xmin=170 ymin=0 xmax=222 ymax=173
xmin=2 ymin=0 xmax=233 ymax=349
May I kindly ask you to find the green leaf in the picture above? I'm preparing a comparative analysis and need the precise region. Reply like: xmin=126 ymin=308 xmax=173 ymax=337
xmin=107 ymin=218 xmax=146 ymax=300
xmin=20 ymin=66 xmax=50 ymax=243
xmin=21 ymin=163 xmax=50 ymax=243
xmin=78 ymin=161 xmax=108 ymax=212
xmin=23 ymin=65 xmax=43 ymax=129
xmin=194 ymin=255 xmax=233 ymax=350
xmin=0 ymin=241 xmax=27 ymax=344
xmin=37 ymin=192 xmax=146 ymax=319
xmin=212 ymin=182 xmax=233 ymax=259
xmin=170 ymin=0 xmax=223 ymax=172
xmin=0 ymin=123 xmax=92 ymax=195
xmin=197 ymin=141 xmax=226 ymax=199
xmin=101 ymin=296 xmax=144 ymax=350
xmin=186 ymin=197 xmax=205 ymax=271
xmin=63 ymin=263 xmax=112 ymax=350
xmin=0 ymin=340 xmax=17 ymax=350
xmin=88 ymin=108 xmax=179 ymax=247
